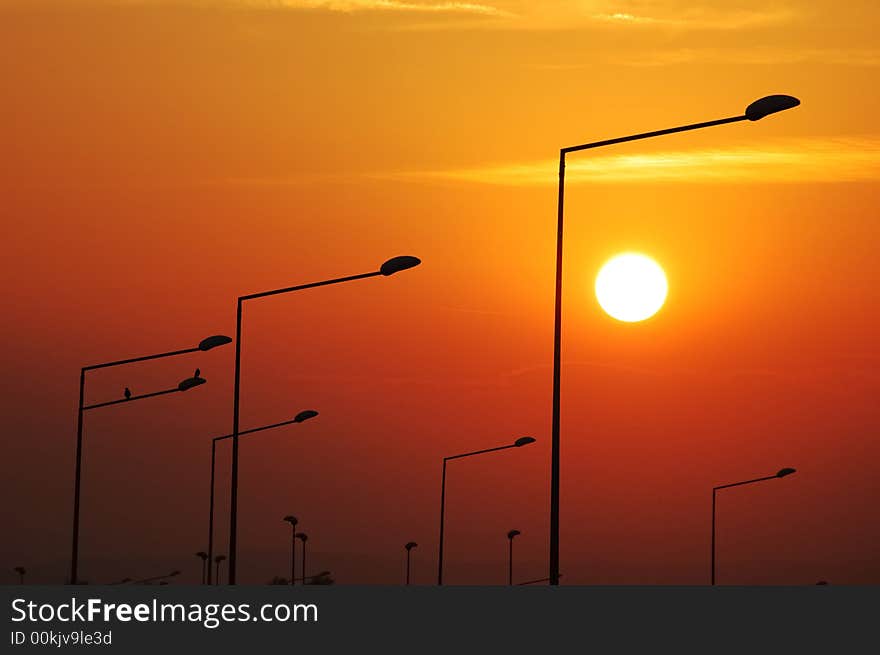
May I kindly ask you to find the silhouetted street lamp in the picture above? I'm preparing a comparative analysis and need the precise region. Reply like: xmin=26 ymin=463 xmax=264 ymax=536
xmin=548 ymin=95 xmax=800 ymax=585
xmin=70 ymin=369 xmax=210 ymax=585
xmin=507 ymin=530 xmax=521 ymax=586
xmin=69 ymin=335 xmax=229 ymax=585
xmin=13 ymin=567 xmax=26 ymax=585
xmin=437 ymin=436 xmax=536 ymax=585
xmin=296 ymin=533 xmax=308 ymax=586
xmin=712 ymin=467 xmax=797 ymax=585
xmin=195 ymin=552 xmax=208 ymax=585
xmin=283 ymin=516 xmax=299 ymax=586
xmin=204 ymin=410 xmax=319 ymax=583
xmin=405 ymin=542 xmax=418 ymax=585
xmin=227 ymin=256 xmax=421 ymax=584
xmin=214 ymin=555 xmax=226 ymax=585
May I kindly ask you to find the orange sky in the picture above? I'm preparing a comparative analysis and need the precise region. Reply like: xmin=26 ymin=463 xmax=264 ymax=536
xmin=1 ymin=0 xmax=878 ymax=585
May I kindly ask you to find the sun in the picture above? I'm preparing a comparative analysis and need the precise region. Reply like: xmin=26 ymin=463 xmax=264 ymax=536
xmin=595 ymin=252 xmax=668 ymax=322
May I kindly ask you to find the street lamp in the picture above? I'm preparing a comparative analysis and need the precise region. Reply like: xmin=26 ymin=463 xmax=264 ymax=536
xmin=296 ymin=533 xmax=308 ymax=585
xmin=283 ymin=516 xmax=298 ymax=585
xmin=712 ymin=467 xmax=797 ymax=585
xmin=227 ymin=256 xmax=421 ymax=584
xmin=71 ymin=372 xmax=208 ymax=584
xmin=13 ymin=567 xmax=26 ymax=585
xmin=437 ymin=436 xmax=536 ymax=585
xmin=69 ymin=334 xmax=230 ymax=584
xmin=548 ymin=94 xmax=800 ymax=585
xmin=405 ymin=542 xmax=418 ymax=585
xmin=507 ymin=530 xmax=521 ymax=586
xmin=195 ymin=552 xmax=208 ymax=585
xmin=205 ymin=410 xmax=319 ymax=583
xmin=214 ymin=555 xmax=226 ymax=585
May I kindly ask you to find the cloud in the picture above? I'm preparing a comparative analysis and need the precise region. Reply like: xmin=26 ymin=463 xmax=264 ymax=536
xmin=113 ymin=0 xmax=509 ymax=14
xmin=380 ymin=137 xmax=880 ymax=186
xmin=591 ymin=7 xmax=793 ymax=31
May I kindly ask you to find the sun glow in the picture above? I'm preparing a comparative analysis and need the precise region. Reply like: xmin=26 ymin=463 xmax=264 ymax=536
xmin=595 ymin=253 xmax=668 ymax=322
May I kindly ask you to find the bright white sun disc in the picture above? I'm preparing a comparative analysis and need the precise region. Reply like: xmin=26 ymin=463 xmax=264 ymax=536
xmin=595 ymin=253 xmax=668 ymax=322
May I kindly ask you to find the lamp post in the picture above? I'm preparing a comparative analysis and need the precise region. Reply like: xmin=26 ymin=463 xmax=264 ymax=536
xmin=70 ymin=334 xmax=230 ymax=584
xmin=13 ymin=567 xmax=26 ymax=585
xmin=71 ymin=371 xmax=209 ymax=584
xmin=296 ymin=533 xmax=308 ymax=585
xmin=214 ymin=555 xmax=226 ymax=585
xmin=405 ymin=542 xmax=418 ymax=585
xmin=195 ymin=552 xmax=208 ymax=585
xmin=283 ymin=516 xmax=298 ymax=585
xmin=437 ymin=436 xmax=536 ymax=585
xmin=548 ymin=94 xmax=801 ymax=585
xmin=712 ymin=467 xmax=797 ymax=585
xmin=227 ymin=256 xmax=421 ymax=584
xmin=205 ymin=411 xmax=318 ymax=584
xmin=507 ymin=530 xmax=521 ymax=586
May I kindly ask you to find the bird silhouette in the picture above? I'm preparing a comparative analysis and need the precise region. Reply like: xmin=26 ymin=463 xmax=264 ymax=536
xmin=194 ymin=368 xmax=200 ymax=379
xmin=124 ymin=387 xmax=131 ymax=400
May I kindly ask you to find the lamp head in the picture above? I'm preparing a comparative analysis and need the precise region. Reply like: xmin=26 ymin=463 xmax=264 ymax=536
xmin=178 ymin=376 xmax=206 ymax=391
xmin=294 ymin=410 xmax=319 ymax=423
xmin=405 ymin=541 xmax=418 ymax=551
xmin=514 ymin=436 xmax=536 ymax=448
xmin=195 ymin=551 xmax=208 ymax=560
xmin=283 ymin=515 xmax=298 ymax=526
xmin=776 ymin=467 xmax=797 ymax=478
xmin=198 ymin=335 xmax=232 ymax=351
xmin=507 ymin=529 xmax=521 ymax=540
xmin=169 ymin=570 xmax=181 ymax=577
xmin=214 ymin=555 xmax=226 ymax=563
xmin=745 ymin=94 xmax=800 ymax=121
xmin=380 ymin=255 xmax=421 ymax=276
xmin=295 ymin=532 xmax=308 ymax=542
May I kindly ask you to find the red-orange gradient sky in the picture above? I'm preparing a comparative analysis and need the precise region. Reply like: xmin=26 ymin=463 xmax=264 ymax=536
xmin=1 ymin=0 xmax=878 ymax=585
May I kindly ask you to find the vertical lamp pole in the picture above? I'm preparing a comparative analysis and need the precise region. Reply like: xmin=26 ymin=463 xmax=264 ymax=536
xmin=296 ymin=533 xmax=308 ymax=585
xmin=205 ymin=411 xmax=318 ymax=584
xmin=507 ymin=530 xmax=521 ymax=586
xmin=69 ymin=334 xmax=230 ymax=584
xmin=227 ymin=256 xmax=421 ymax=584
xmin=283 ymin=516 xmax=298 ymax=585
xmin=438 ymin=436 xmax=536 ymax=585
xmin=549 ymin=95 xmax=800 ymax=585
xmin=405 ymin=542 xmax=418 ymax=585
xmin=712 ymin=467 xmax=797 ymax=585
xmin=195 ymin=552 xmax=208 ymax=585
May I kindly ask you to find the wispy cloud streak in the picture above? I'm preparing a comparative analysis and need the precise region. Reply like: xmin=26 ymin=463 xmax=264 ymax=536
xmin=383 ymin=137 xmax=880 ymax=186
xmin=117 ymin=0 xmax=509 ymax=15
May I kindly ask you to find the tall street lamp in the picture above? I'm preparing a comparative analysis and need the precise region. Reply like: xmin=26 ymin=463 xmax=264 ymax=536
xmin=14 ymin=567 xmax=26 ymax=585
xmin=405 ymin=542 xmax=418 ymax=585
xmin=205 ymin=410 xmax=318 ymax=583
xmin=227 ymin=256 xmax=421 ymax=583
xmin=71 ymin=370 xmax=210 ymax=584
xmin=70 ymin=335 xmax=230 ymax=584
xmin=507 ymin=530 xmax=521 ymax=586
xmin=712 ymin=467 xmax=797 ymax=585
xmin=438 ymin=436 xmax=536 ymax=585
xmin=548 ymin=94 xmax=801 ymax=585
